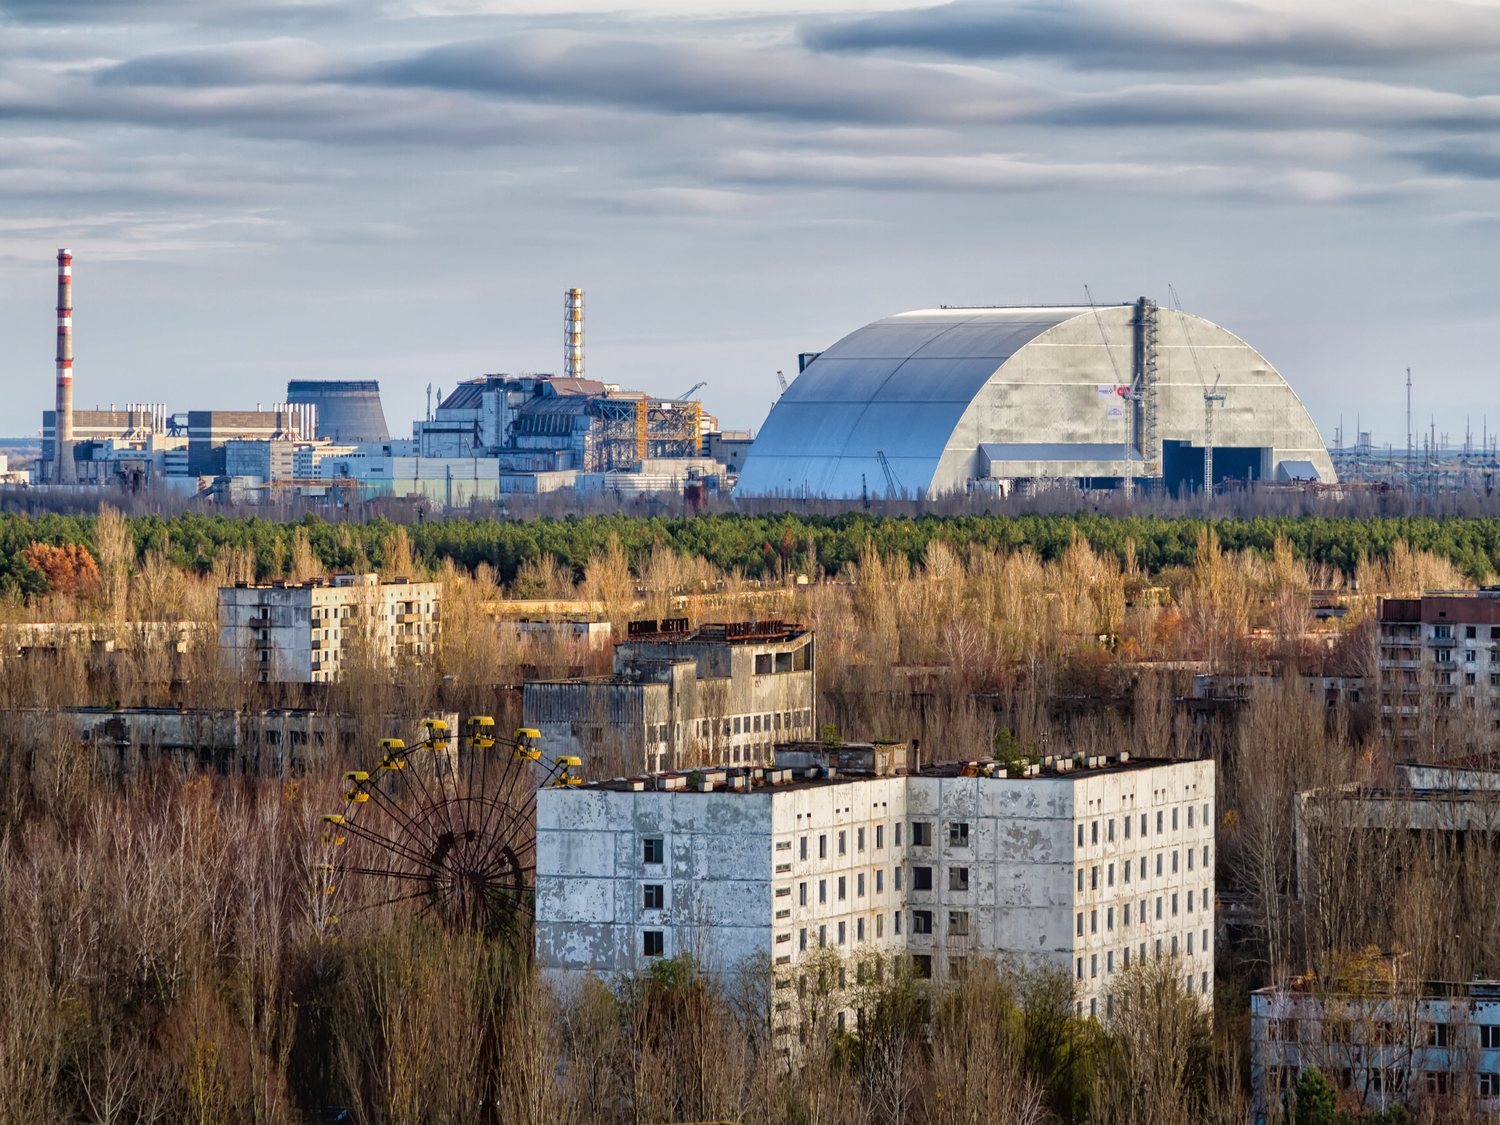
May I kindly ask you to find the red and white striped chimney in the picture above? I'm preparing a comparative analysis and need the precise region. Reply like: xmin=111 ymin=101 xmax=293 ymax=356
xmin=54 ymin=248 xmax=75 ymax=483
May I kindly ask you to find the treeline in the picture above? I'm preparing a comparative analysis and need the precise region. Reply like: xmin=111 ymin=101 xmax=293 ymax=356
xmin=7 ymin=510 xmax=1500 ymax=594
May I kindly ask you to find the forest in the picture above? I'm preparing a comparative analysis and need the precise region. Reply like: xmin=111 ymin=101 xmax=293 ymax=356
xmin=0 ymin=506 xmax=1493 ymax=1122
xmin=7 ymin=510 xmax=1500 ymax=596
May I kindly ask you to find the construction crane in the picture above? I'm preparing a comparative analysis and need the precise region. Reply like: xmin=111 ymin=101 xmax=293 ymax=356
xmin=675 ymin=382 xmax=707 ymax=400
xmin=876 ymin=449 xmax=903 ymax=498
xmin=1203 ymin=374 xmax=1226 ymax=494
xmin=776 ymin=370 xmax=789 ymax=395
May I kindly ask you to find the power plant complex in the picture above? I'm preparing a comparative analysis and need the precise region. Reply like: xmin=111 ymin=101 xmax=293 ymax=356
xmin=21 ymin=253 xmax=1342 ymax=503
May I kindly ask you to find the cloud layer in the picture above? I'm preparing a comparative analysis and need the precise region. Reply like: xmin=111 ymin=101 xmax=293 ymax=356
xmin=0 ymin=0 xmax=1495 ymax=440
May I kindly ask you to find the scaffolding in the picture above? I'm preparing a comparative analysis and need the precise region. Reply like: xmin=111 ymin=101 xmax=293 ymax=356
xmin=646 ymin=400 xmax=702 ymax=459
xmin=1134 ymin=296 xmax=1161 ymax=477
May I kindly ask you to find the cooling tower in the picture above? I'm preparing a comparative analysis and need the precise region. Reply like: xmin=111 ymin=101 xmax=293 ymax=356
xmin=285 ymin=380 xmax=390 ymax=443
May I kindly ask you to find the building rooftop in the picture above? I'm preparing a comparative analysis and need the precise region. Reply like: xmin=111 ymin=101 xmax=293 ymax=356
xmin=622 ymin=617 xmax=808 ymax=645
xmin=225 ymin=573 xmax=428 ymax=591
xmin=569 ymin=744 xmax=1181 ymax=795
xmin=1379 ymin=588 xmax=1500 ymax=623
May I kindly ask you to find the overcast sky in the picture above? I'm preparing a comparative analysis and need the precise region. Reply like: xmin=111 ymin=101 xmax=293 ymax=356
xmin=2 ymin=0 xmax=1499 ymax=448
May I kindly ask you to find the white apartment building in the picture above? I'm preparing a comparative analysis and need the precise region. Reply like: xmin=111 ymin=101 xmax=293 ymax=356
xmin=218 ymin=573 xmax=440 ymax=684
xmin=1251 ymin=980 xmax=1500 ymax=1122
xmin=536 ymin=746 xmax=1214 ymax=1023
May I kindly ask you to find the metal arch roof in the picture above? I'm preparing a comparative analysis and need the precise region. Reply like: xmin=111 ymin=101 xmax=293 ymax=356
xmin=737 ymin=306 xmax=1101 ymax=498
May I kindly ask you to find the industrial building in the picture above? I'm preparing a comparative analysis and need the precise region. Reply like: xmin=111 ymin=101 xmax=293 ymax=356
xmin=1251 ymin=977 xmax=1500 ymax=1120
xmin=737 ymin=300 xmax=1335 ymax=499
xmin=535 ymin=747 xmax=1214 ymax=1028
xmin=522 ymin=618 xmax=816 ymax=775
xmin=1376 ymin=590 xmax=1500 ymax=747
xmin=218 ymin=573 xmax=440 ymax=684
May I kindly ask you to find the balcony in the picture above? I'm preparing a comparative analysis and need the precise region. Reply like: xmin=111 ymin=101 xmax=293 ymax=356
xmin=246 ymin=614 xmax=272 ymax=630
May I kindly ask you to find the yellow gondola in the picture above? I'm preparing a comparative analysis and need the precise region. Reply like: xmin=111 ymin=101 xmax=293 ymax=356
xmin=322 ymin=814 xmax=346 ymax=825
xmin=343 ymin=770 xmax=370 ymax=782
xmin=343 ymin=790 xmax=370 ymax=803
xmin=380 ymin=738 xmax=406 ymax=751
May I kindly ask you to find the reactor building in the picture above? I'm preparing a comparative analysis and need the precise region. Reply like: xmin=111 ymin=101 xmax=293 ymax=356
xmin=736 ymin=300 xmax=1335 ymax=499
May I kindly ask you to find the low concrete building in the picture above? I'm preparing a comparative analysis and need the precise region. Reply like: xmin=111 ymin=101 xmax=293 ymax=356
xmin=1251 ymin=978 xmax=1500 ymax=1121
xmin=218 ymin=573 xmax=440 ymax=684
xmin=523 ymin=619 xmax=816 ymax=774
xmin=536 ymin=747 xmax=1214 ymax=1029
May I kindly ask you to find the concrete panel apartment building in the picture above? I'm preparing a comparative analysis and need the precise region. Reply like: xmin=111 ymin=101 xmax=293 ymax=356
xmin=1251 ymin=979 xmax=1500 ymax=1121
xmin=218 ymin=573 xmax=440 ymax=684
xmin=523 ymin=618 xmax=815 ymax=774
xmin=1377 ymin=590 xmax=1500 ymax=746
xmin=536 ymin=745 xmax=1214 ymax=1031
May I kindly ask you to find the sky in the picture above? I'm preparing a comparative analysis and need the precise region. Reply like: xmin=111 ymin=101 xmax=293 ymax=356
xmin=2 ymin=0 xmax=1499 ymax=448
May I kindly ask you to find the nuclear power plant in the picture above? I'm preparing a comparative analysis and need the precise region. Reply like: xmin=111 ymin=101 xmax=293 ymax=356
xmin=17 ymin=247 xmax=1366 ymax=504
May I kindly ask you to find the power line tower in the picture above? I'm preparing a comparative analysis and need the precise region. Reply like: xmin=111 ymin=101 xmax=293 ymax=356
xmin=1203 ymin=375 xmax=1226 ymax=494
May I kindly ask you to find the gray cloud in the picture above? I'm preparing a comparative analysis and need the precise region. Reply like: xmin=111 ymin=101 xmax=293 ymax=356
xmin=1406 ymin=142 xmax=1500 ymax=180
xmin=360 ymin=31 xmax=1042 ymax=125
xmin=806 ymin=0 xmax=1500 ymax=70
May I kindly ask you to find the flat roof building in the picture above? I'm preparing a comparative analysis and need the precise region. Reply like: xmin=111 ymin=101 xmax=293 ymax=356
xmin=523 ymin=618 xmax=816 ymax=775
xmin=536 ymin=747 xmax=1214 ymax=1031
xmin=1377 ymin=590 xmax=1500 ymax=749
xmin=218 ymin=573 xmax=440 ymax=684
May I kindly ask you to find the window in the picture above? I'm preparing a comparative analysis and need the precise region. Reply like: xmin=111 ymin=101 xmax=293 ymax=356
xmin=1156 ymin=897 xmax=1163 ymax=920
xmin=1124 ymin=903 xmax=1131 ymax=926
xmin=838 ymin=831 xmax=847 ymax=856
xmin=1482 ymin=1025 xmax=1500 ymax=1050
xmin=1108 ymin=863 xmax=1115 ymax=887
xmin=1090 ymin=953 xmax=1098 ymax=978
xmin=1090 ymin=909 xmax=1097 ymax=934
xmin=819 ymin=880 xmax=827 ymax=904
xmin=876 ymin=869 xmax=884 ymax=893
xmin=913 ymin=866 xmax=933 ymax=891
xmin=1156 ymin=854 xmax=1163 ymax=877
xmin=1091 ymin=866 xmax=1099 ymax=890
xmin=1091 ymin=821 xmax=1099 ymax=845
xmin=1172 ymin=893 xmax=1179 ymax=916
xmin=1125 ymin=817 xmax=1132 ymax=840
xmin=912 ymin=910 xmax=933 ymax=934
xmin=1124 ymin=861 xmax=1131 ymax=885
xmin=949 ymin=867 xmax=969 ymax=892
xmin=1078 ymin=869 xmax=1084 ymax=892
xmin=1108 ymin=819 xmax=1116 ymax=842
xmin=800 ymin=836 xmax=808 ymax=861
xmin=643 ymin=930 xmax=664 ymax=957
xmin=1172 ymin=808 xmax=1179 ymax=831
xmin=949 ymin=821 xmax=970 ymax=847
xmin=1077 ymin=912 xmax=1084 ymax=936
xmin=837 ymin=876 xmax=847 ymax=901
xmin=875 ymin=824 xmax=884 ymax=849
xmin=912 ymin=955 xmax=932 ymax=979
xmin=799 ymin=928 xmax=807 ymax=951
xmin=1469 ymin=625 xmax=1479 ymax=640
xmin=857 ymin=827 xmax=865 ymax=852
xmin=819 ymin=835 xmax=827 ymax=860
xmin=949 ymin=910 xmax=970 ymax=936
xmin=1187 ymin=806 xmax=1194 ymax=828
xmin=876 ymin=914 xmax=884 ymax=938
xmin=894 ymin=911 xmax=902 ymax=935
xmin=1425 ymin=1072 xmax=1452 ymax=1096
xmin=912 ymin=821 xmax=932 ymax=847
xmin=1481 ymin=1073 xmax=1500 ymax=1098
xmin=895 ymin=867 xmax=903 ymax=891
xmin=799 ymin=882 xmax=807 ymax=906
xmin=1077 ymin=824 xmax=1085 ymax=847
xmin=1172 ymin=851 xmax=1179 ymax=874
xmin=643 ymin=884 xmax=664 ymax=909
xmin=857 ymin=873 xmax=865 ymax=897
xmin=837 ymin=921 xmax=846 ymax=945
xmin=895 ymin=823 xmax=902 ymax=847
xmin=857 ymin=917 xmax=865 ymax=941
xmin=1157 ymin=811 xmax=1164 ymax=834
xmin=643 ymin=837 xmax=664 ymax=865
xmin=1107 ymin=906 xmax=1114 ymax=931
xmin=1428 ymin=1022 xmax=1451 ymax=1048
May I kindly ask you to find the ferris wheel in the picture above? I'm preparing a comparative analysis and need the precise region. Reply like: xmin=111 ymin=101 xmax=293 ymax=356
xmin=313 ymin=716 xmax=581 ymax=938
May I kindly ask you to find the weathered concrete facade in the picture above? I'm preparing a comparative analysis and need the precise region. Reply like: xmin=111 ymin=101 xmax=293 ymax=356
xmin=218 ymin=573 xmax=440 ymax=684
xmin=1251 ymin=980 xmax=1500 ymax=1122
xmin=537 ymin=751 xmax=1215 ymax=1023
xmin=523 ymin=621 xmax=815 ymax=774
xmin=1377 ymin=591 xmax=1500 ymax=747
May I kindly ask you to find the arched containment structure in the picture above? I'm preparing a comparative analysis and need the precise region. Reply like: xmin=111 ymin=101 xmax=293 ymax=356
xmin=736 ymin=302 xmax=1334 ymax=499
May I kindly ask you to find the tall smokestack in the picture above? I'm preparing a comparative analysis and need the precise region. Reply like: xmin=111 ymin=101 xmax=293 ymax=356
xmin=564 ymin=287 xmax=584 ymax=380
xmin=54 ymin=248 xmax=75 ymax=483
